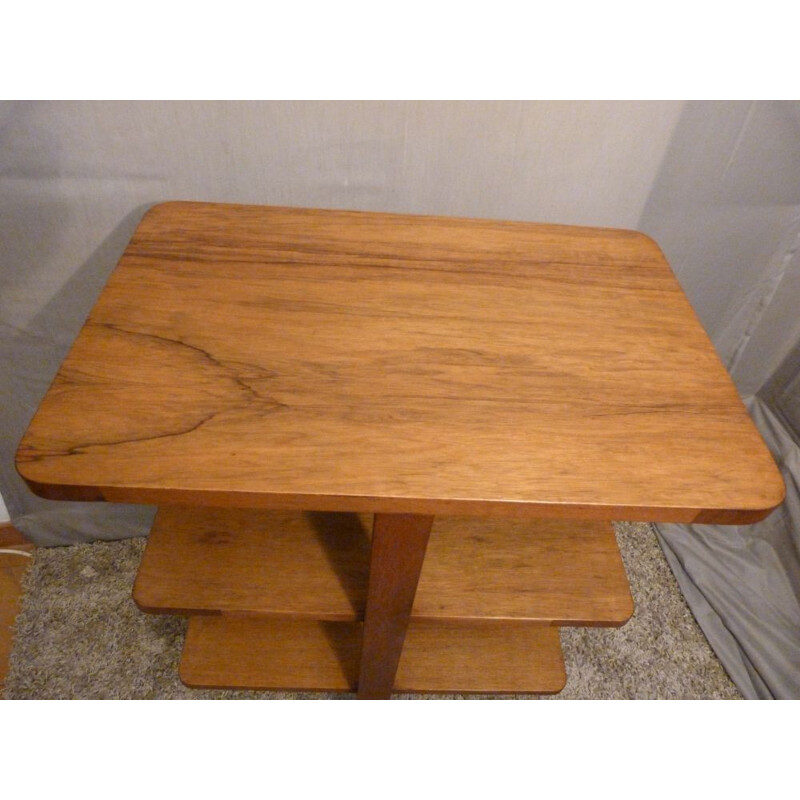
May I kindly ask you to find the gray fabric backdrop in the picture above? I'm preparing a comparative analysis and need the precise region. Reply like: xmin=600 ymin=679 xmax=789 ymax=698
xmin=2 ymin=100 xmax=798 ymax=697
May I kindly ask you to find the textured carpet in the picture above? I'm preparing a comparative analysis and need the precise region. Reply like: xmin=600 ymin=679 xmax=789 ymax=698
xmin=4 ymin=522 xmax=741 ymax=699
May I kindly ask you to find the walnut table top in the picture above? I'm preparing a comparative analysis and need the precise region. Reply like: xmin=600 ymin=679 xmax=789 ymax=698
xmin=16 ymin=202 xmax=784 ymax=523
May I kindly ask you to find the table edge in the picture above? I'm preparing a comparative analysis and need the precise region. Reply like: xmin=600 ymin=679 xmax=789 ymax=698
xmin=16 ymin=472 xmax=785 ymax=525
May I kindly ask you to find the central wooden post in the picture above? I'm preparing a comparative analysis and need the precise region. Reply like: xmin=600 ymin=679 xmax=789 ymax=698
xmin=357 ymin=513 xmax=434 ymax=699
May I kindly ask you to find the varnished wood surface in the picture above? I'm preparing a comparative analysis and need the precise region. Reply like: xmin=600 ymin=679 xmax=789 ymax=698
xmin=180 ymin=616 xmax=566 ymax=694
xmin=357 ymin=513 xmax=432 ymax=699
xmin=180 ymin=617 xmax=360 ymax=691
xmin=17 ymin=202 xmax=784 ymax=522
xmin=133 ymin=507 xmax=372 ymax=619
xmin=416 ymin=516 xmax=633 ymax=625
xmin=133 ymin=508 xmax=633 ymax=625
xmin=395 ymin=619 xmax=566 ymax=694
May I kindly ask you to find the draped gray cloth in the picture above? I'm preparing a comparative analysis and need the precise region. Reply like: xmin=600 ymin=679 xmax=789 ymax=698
xmin=639 ymin=102 xmax=800 ymax=698
xmin=656 ymin=396 xmax=800 ymax=699
xmin=2 ymin=100 xmax=798 ymax=697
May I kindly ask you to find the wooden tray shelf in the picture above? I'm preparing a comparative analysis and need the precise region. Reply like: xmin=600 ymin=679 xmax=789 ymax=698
xmin=180 ymin=616 xmax=567 ymax=695
xmin=134 ymin=507 xmax=634 ymax=626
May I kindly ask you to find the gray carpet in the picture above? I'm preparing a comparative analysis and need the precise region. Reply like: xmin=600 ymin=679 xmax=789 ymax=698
xmin=4 ymin=522 xmax=741 ymax=699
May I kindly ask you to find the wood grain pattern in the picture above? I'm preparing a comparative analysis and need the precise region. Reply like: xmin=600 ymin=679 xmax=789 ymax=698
xmin=357 ymin=513 xmax=433 ymax=699
xmin=133 ymin=507 xmax=371 ymax=619
xmin=395 ymin=619 xmax=566 ymax=694
xmin=415 ymin=516 xmax=633 ymax=625
xmin=180 ymin=616 xmax=566 ymax=694
xmin=134 ymin=507 xmax=633 ymax=625
xmin=16 ymin=202 xmax=784 ymax=522
xmin=180 ymin=617 xmax=360 ymax=691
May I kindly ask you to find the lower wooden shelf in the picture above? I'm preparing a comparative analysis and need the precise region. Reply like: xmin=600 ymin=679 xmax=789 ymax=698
xmin=180 ymin=616 xmax=567 ymax=695
xmin=181 ymin=616 xmax=360 ymax=692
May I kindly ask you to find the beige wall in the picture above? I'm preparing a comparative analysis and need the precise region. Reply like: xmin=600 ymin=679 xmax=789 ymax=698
xmin=638 ymin=101 xmax=800 ymax=396
xmin=2 ymin=101 xmax=686 ymax=330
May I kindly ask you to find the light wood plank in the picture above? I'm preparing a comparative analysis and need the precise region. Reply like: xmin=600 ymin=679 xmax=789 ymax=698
xmin=180 ymin=616 xmax=565 ymax=694
xmin=416 ymin=516 xmax=633 ymax=625
xmin=133 ymin=507 xmax=370 ymax=619
xmin=16 ymin=202 xmax=783 ymax=523
xmin=396 ymin=619 xmax=565 ymax=694
xmin=180 ymin=616 xmax=359 ymax=691
xmin=133 ymin=508 xmax=633 ymax=626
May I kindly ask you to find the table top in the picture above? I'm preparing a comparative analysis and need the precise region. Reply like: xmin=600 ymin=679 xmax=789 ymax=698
xmin=16 ymin=202 xmax=784 ymax=523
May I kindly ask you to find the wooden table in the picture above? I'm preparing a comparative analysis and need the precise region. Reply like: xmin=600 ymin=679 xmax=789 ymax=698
xmin=16 ymin=202 xmax=784 ymax=698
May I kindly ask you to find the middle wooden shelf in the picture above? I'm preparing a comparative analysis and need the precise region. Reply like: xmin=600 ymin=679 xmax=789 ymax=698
xmin=133 ymin=506 xmax=634 ymax=627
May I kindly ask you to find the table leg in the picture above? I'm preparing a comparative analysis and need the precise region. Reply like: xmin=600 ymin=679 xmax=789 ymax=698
xmin=357 ymin=513 xmax=434 ymax=699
